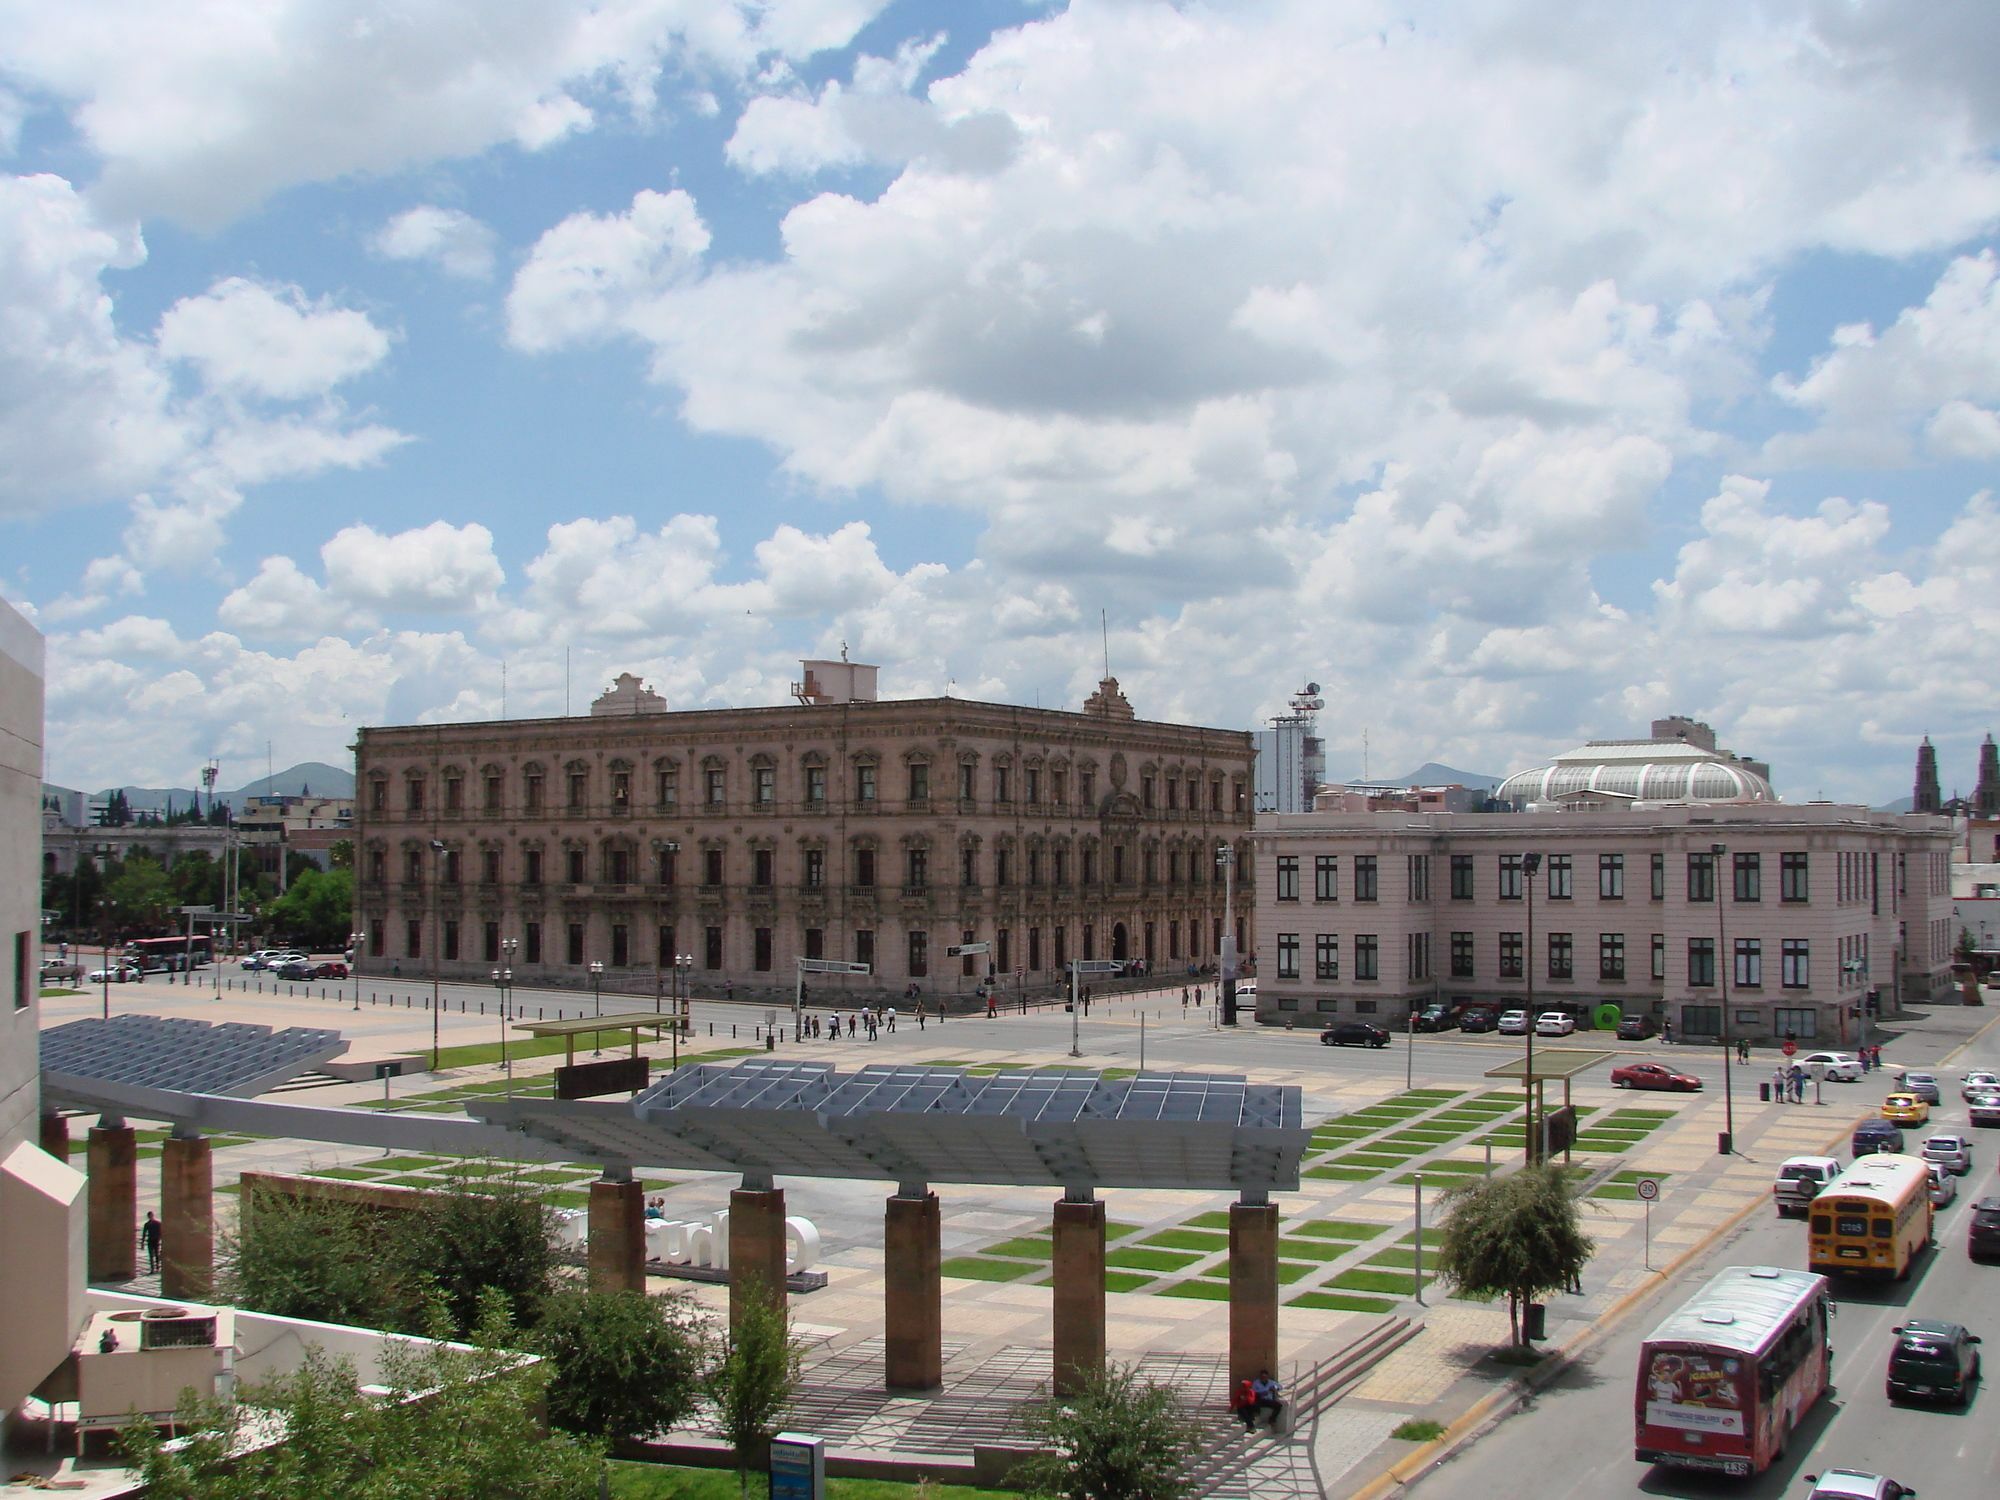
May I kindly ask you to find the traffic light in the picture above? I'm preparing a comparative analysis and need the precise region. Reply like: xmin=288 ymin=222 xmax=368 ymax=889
xmin=1865 ymin=988 xmax=1880 ymax=1016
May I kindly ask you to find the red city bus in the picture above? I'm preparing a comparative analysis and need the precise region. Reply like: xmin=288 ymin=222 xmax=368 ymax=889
xmin=1635 ymin=1264 xmax=1833 ymax=1478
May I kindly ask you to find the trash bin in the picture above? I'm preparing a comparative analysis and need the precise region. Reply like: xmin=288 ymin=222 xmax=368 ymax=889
xmin=765 ymin=1033 xmax=775 ymax=1052
xmin=1759 ymin=1082 xmax=1771 ymax=1102
xmin=1523 ymin=1302 xmax=1547 ymax=1341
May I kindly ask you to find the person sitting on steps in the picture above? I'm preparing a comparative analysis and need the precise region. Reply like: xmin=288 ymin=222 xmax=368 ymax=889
xmin=1251 ymin=1369 xmax=1284 ymax=1430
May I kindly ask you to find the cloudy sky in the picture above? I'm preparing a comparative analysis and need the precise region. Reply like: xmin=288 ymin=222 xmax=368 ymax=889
xmin=3 ymin=1 xmax=1997 ymax=803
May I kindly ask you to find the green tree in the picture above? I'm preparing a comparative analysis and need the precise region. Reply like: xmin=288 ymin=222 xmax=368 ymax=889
xmin=222 ymin=1186 xmax=418 ymax=1331
xmin=536 ymin=1288 xmax=710 ymax=1444
xmin=106 ymin=854 xmax=175 ymax=931
xmin=118 ymin=1304 xmax=604 ymax=1498
xmin=705 ymin=1291 xmax=804 ymax=1499
xmin=1016 ymin=1362 xmax=1204 ymax=1500
xmin=329 ymin=838 xmax=355 ymax=869
xmin=263 ymin=867 xmax=356 ymax=950
xmin=402 ymin=1162 xmax=557 ymax=1338
xmin=1433 ymin=1164 xmax=1595 ymax=1345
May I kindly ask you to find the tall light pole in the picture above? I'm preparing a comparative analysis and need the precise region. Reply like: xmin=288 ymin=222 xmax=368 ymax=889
xmin=350 ymin=928 xmax=364 ymax=1011
xmin=492 ymin=965 xmax=514 ymax=1083
xmin=589 ymin=958 xmax=605 ymax=1056
xmin=1217 ymin=841 xmax=1239 ymax=1026
xmin=500 ymin=935 xmax=518 ymax=1079
xmin=1713 ymin=841 xmax=1734 ymax=1155
xmin=673 ymin=953 xmax=693 ymax=1068
xmin=429 ymin=838 xmax=445 ymax=1072
xmin=1522 ymin=852 xmax=1542 ymax=1164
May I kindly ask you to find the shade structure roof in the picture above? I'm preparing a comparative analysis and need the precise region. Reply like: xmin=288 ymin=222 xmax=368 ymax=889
xmin=1483 ymin=1049 xmax=1609 ymax=1083
xmin=473 ymin=1058 xmax=1308 ymax=1192
xmin=511 ymin=1011 xmax=685 ymax=1039
xmin=40 ymin=1014 xmax=348 ymax=1099
xmin=1496 ymin=739 xmax=1774 ymax=806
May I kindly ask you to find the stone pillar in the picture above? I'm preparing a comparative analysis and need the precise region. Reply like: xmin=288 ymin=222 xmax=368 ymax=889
xmin=587 ymin=1171 xmax=646 ymax=1293
xmin=39 ymin=1110 xmax=69 ymax=1161
xmin=1229 ymin=1196 xmax=1280 ymax=1394
xmin=729 ymin=1178 xmax=788 ymax=1329
xmin=87 ymin=1117 xmax=138 ymax=1283
xmin=1052 ymin=1192 xmax=1106 ymax=1396
xmin=161 ymin=1131 xmax=215 ymax=1299
xmin=884 ymin=1184 xmax=942 ymax=1392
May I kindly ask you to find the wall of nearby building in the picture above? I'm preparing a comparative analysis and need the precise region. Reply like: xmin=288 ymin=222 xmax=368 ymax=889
xmin=353 ymin=696 xmax=1255 ymax=1000
xmin=1 ymin=596 xmax=44 ymax=1155
xmin=1250 ymin=803 xmax=1955 ymax=1046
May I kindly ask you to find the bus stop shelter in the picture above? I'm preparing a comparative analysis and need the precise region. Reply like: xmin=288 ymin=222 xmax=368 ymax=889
xmin=1485 ymin=1049 xmax=1608 ymax=1163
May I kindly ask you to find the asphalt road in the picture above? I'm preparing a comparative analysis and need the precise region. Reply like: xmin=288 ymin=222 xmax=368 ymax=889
xmin=1403 ymin=1025 xmax=2000 ymax=1500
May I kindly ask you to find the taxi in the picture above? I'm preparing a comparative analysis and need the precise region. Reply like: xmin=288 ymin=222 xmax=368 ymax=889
xmin=1880 ymin=1093 xmax=1930 ymax=1125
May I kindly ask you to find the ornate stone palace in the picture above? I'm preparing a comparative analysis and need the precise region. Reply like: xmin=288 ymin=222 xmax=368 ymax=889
xmin=352 ymin=662 xmax=1254 ymax=1000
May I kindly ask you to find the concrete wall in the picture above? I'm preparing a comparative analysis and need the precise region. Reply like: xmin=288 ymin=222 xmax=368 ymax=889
xmin=0 ymin=1143 xmax=88 ymax=1436
xmin=0 ymin=596 xmax=45 ymax=1157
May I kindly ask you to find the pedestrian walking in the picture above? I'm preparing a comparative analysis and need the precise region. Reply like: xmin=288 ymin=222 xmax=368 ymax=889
xmin=886 ymin=1005 xmax=897 ymax=1033
xmin=847 ymin=1012 xmax=857 ymax=1037
xmin=1181 ymin=986 xmax=1189 ymax=1009
xmin=1773 ymin=1067 xmax=1788 ymax=1102
xmin=140 ymin=1210 xmax=162 ymax=1275
xmin=987 ymin=993 xmax=997 ymax=1018
xmin=1737 ymin=1038 xmax=1749 ymax=1063
xmin=917 ymin=1001 xmax=927 ymax=1030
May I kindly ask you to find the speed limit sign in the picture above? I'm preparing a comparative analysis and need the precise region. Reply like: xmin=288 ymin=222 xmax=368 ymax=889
xmin=1635 ymin=1177 xmax=1660 ymax=1202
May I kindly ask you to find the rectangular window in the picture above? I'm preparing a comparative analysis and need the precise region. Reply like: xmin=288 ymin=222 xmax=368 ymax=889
xmin=1082 ymin=769 xmax=1097 ymax=805
xmin=1141 ymin=774 xmax=1155 ymax=809
xmin=1774 ymin=1006 xmax=1817 ymax=1040
xmin=407 ymin=919 xmax=423 ymax=958
xmin=998 ymin=847 xmax=1013 ymax=886
xmin=906 ymin=848 xmax=929 ymax=889
xmin=15 ymin=931 xmax=30 ymax=1010
xmin=523 ymin=772 xmax=543 ymax=811
xmin=1650 ymin=852 xmax=1665 ymax=900
xmin=525 ymin=848 xmax=544 ymax=885
xmin=607 ymin=848 xmax=630 ymax=885
xmin=1687 ymin=853 xmax=1717 ymax=903
xmin=1450 ymin=855 xmax=1474 ymax=900
xmin=804 ymin=848 xmax=824 ymax=889
xmin=1026 ymin=767 xmax=1040 ymax=803
xmin=1355 ymin=934 xmax=1379 ymax=981
xmin=754 ymin=927 xmax=773 ymax=972
xmin=963 ymin=846 xmax=979 ymax=887
xmin=754 ymin=766 xmax=775 ymax=805
xmin=445 ymin=777 xmax=463 ymax=812
xmin=1316 ymin=934 xmax=1340 ymax=980
xmin=1355 ymin=855 xmax=1379 ymax=902
xmin=1548 ymin=932 xmax=1573 ymax=979
xmin=1547 ymin=855 xmax=1573 ymax=899
xmin=1734 ymin=937 xmax=1762 ymax=987
xmin=656 ymin=767 xmax=678 ymax=807
xmin=372 ymin=780 xmax=388 ymax=812
xmin=1276 ymin=855 xmax=1300 ymax=901
xmin=567 ymin=771 xmax=586 ymax=809
xmin=1051 ymin=768 xmax=1066 ymax=805
xmin=524 ymin=922 xmax=540 ymax=964
xmin=567 ymin=923 xmax=584 ymax=965
xmin=1407 ymin=854 xmax=1429 ymax=901
xmin=1600 ymin=932 xmax=1625 ymax=980
xmin=1082 ymin=847 xmax=1097 ymax=885
xmin=995 ymin=766 xmax=1011 ymax=803
xmin=908 ymin=762 xmax=929 ymax=802
xmin=1780 ymin=852 xmax=1809 ymax=902
xmin=1782 ymin=939 xmax=1810 ymax=988
xmin=482 ymin=848 xmax=500 ymax=884
xmin=1733 ymin=852 xmax=1761 ymax=902
xmin=1599 ymin=853 xmax=1624 ymax=898
xmin=610 ymin=924 xmax=628 ymax=968
xmin=442 ymin=849 xmax=461 ymax=885
xmin=704 ymin=926 xmax=723 ymax=970
xmin=1277 ymin=932 xmax=1300 ymax=979
xmin=905 ymin=933 xmax=930 ymax=978
xmin=406 ymin=777 xmax=425 ymax=813
xmin=805 ymin=765 xmax=825 ymax=804
xmin=1652 ymin=933 xmax=1666 ymax=980
xmin=1407 ymin=932 xmax=1430 ymax=981
xmin=959 ymin=761 xmax=976 ymax=801
xmin=1450 ymin=931 xmax=1474 ymax=978
xmin=754 ymin=848 xmax=774 ymax=887
xmin=610 ymin=769 xmax=630 ymax=807
xmin=1498 ymin=854 xmax=1524 ymax=900
xmin=803 ymin=928 xmax=823 ymax=961
xmin=566 ymin=848 xmax=586 ymax=884
xmin=1499 ymin=932 xmax=1523 ymax=978
xmin=856 ymin=847 xmax=876 ymax=887
xmin=705 ymin=768 xmax=726 ymax=806
xmin=1315 ymin=855 xmax=1338 ymax=901
xmin=657 ymin=924 xmax=675 ymax=966
xmin=857 ymin=764 xmax=876 ymax=803
xmin=1688 ymin=936 xmax=1716 ymax=986
xmin=1679 ymin=1004 xmax=1721 ymax=1039
xmin=703 ymin=848 xmax=724 ymax=886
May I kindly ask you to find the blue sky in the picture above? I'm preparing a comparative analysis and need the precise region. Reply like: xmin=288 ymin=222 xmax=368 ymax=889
xmin=2 ymin=0 xmax=1997 ymax=803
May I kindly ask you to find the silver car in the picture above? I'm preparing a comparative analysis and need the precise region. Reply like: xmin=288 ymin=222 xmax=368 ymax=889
xmin=1922 ymin=1134 xmax=1972 ymax=1176
xmin=1967 ymin=1091 xmax=2000 ymax=1129
xmin=1900 ymin=1071 xmax=1942 ymax=1104
xmin=1962 ymin=1070 xmax=2000 ymax=1101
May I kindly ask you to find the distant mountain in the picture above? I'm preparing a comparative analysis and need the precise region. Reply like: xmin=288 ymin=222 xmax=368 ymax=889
xmin=44 ymin=759 xmax=354 ymax=813
xmin=1390 ymin=761 xmax=1504 ymax=791
xmin=1876 ymin=796 xmax=1915 ymax=814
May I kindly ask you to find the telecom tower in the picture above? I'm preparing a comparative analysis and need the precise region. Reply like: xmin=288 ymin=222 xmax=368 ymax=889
xmin=1256 ymin=683 xmax=1326 ymax=813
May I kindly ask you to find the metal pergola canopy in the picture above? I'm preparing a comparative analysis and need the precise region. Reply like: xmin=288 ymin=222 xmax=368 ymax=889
xmin=40 ymin=1015 xmax=349 ymax=1100
xmin=1483 ymin=1049 xmax=1609 ymax=1083
xmin=511 ymin=1012 xmax=684 ymax=1038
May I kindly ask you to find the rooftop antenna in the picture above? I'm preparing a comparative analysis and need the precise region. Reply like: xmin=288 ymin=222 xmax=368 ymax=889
xmin=841 ymin=640 xmax=849 ymax=662
xmin=1101 ymin=610 xmax=1110 ymax=678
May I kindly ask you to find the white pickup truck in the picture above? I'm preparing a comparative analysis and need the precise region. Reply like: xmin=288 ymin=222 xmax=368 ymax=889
xmin=1772 ymin=1155 xmax=1842 ymax=1217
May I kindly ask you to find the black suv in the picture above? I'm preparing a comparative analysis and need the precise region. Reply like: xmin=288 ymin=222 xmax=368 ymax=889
xmin=1458 ymin=1010 xmax=1499 ymax=1033
xmin=1970 ymin=1199 xmax=2000 ymax=1262
xmin=1885 ymin=1319 xmax=1982 ymax=1405
xmin=1321 ymin=1022 xmax=1389 ymax=1049
xmin=1412 ymin=1005 xmax=1457 ymax=1033
xmin=1852 ymin=1119 xmax=1905 ymax=1157
xmin=1615 ymin=1014 xmax=1659 ymax=1040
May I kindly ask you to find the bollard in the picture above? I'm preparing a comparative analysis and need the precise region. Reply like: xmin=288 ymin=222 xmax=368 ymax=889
xmin=1759 ymin=1082 xmax=1771 ymax=1102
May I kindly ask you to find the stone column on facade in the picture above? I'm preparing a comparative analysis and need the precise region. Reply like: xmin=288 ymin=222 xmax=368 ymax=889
xmin=586 ymin=1167 xmax=646 ymax=1293
xmin=160 ymin=1127 xmax=215 ymax=1299
xmin=1051 ymin=1189 xmax=1107 ymax=1396
xmin=729 ymin=1174 xmax=789 ymax=1330
xmin=39 ymin=1109 xmax=69 ymax=1161
xmin=87 ymin=1115 xmax=139 ymax=1283
xmin=1228 ymin=1193 xmax=1280 ymax=1395
xmin=884 ymin=1182 xmax=942 ymax=1392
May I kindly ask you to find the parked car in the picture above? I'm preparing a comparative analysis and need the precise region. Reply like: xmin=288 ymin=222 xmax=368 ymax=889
xmin=310 ymin=960 xmax=349 ymax=979
xmin=1496 ymin=1009 xmax=1529 ymax=1035
xmin=1881 ymin=1093 xmax=1930 ymax=1125
xmin=87 ymin=963 xmax=142 ymax=983
xmin=1771 ymin=1155 xmax=1842 ymax=1217
xmin=1804 ymin=1471 xmax=1917 ymax=1500
xmin=1614 ymin=1014 xmax=1658 ymax=1040
xmin=1968 ymin=1091 xmax=2000 ymax=1129
xmin=1885 ymin=1318 xmax=1981 ymax=1405
xmin=1320 ymin=1021 xmax=1389 ymax=1049
xmin=1852 ymin=1118 xmax=1905 ymax=1157
xmin=1899 ymin=1070 xmax=1942 ymax=1105
xmin=1458 ymin=1009 xmax=1499 ymax=1033
xmin=1534 ymin=1011 xmax=1576 ymax=1037
xmin=40 ymin=959 xmax=84 ymax=983
xmin=273 ymin=958 xmax=315 ymax=981
xmin=1970 ymin=1198 xmax=2000 ymax=1260
xmin=1800 ymin=1050 xmax=1862 ymax=1082
xmin=1927 ymin=1164 xmax=1957 ymax=1207
xmin=1412 ymin=1005 xmax=1458 ymax=1033
xmin=1610 ymin=1062 xmax=1703 ymax=1093
xmin=1962 ymin=1069 xmax=2000 ymax=1100
xmin=1922 ymin=1134 xmax=1972 ymax=1176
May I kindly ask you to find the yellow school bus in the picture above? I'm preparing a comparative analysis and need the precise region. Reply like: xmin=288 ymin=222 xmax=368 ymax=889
xmin=1806 ymin=1154 xmax=1932 ymax=1280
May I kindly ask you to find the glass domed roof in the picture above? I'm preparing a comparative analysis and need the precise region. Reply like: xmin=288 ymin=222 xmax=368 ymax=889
xmin=1497 ymin=740 xmax=1774 ymax=807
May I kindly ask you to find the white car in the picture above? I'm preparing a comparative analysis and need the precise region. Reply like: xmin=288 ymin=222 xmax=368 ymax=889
xmin=1962 ymin=1069 xmax=2000 ymax=1100
xmin=1968 ymin=1091 xmax=2000 ymax=1129
xmin=1922 ymin=1134 xmax=1972 ymax=1176
xmin=1927 ymin=1162 xmax=1958 ymax=1207
xmin=87 ymin=964 xmax=142 ymax=983
xmin=1800 ymin=1050 xmax=1862 ymax=1082
xmin=1497 ymin=1009 xmax=1529 ymax=1035
xmin=1534 ymin=1011 xmax=1576 ymax=1037
xmin=1804 ymin=1471 xmax=1915 ymax=1500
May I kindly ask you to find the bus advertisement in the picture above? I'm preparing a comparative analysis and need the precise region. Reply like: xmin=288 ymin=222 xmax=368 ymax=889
xmin=125 ymin=935 xmax=214 ymax=973
xmin=1635 ymin=1265 xmax=1833 ymax=1478
xmin=1808 ymin=1153 xmax=1932 ymax=1280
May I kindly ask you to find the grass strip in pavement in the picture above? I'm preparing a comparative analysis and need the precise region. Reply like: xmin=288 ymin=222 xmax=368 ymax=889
xmin=1394 ymin=1162 xmax=1486 ymax=1183
xmin=1289 ymin=1291 xmax=1398 ymax=1313
xmin=1394 ymin=1089 xmax=1466 ymax=1101
xmin=544 ymin=1190 xmax=591 ymax=1210
xmin=1305 ymin=1166 xmax=1381 ymax=1182
xmin=1141 ymin=1229 xmax=1230 ymax=1252
xmin=1331 ymin=1268 xmax=1434 ymax=1295
xmin=1365 ymin=1247 xmax=1440 ymax=1270
xmin=1195 ymin=1261 xmax=1319 ymax=1284
xmin=1156 ymin=1281 xmax=1231 ymax=1301
xmin=300 ymin=1166 xmax=392 ymax=1181
xmin=942 ymin=1256 xmax=1036 ymax=1282
xmin=1279 ymin=1237 xmax=1358 ymax=1261
xmin=1290 ymin=1219 xmax=1388 ymax=1240
xmin=1183 ymin=1211 xmax=1236 ymax=1230
xmin=369 ymin=1154 xmax=448 ymax=1171
xmin=385 ymin=1174 xmax=447 ymax=1188
xmin=1606 ymin=1169 xmax=1672 ymax=1183
xmin=1106 ymin=1247 xmax=1204 ymax=1272
xmin=514 ymin=1167 xmax=594 ymax=1185
xmin=983 ymin=1236 xmax=1053 ymax=1260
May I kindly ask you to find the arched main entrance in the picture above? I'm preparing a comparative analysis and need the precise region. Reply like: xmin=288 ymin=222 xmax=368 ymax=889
xmin=1111 ymin=922 xmax=1129 ymax=961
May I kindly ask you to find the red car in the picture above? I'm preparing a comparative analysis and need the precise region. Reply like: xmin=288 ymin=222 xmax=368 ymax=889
xmin=1610 ymin=1061 xmax=1702 ymax=1092
xmin=310 ymin=960 xmax=349 ymax=979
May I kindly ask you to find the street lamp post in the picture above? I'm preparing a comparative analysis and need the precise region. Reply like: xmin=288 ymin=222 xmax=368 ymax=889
xmin=350 ymin=929 xmax=364 ymax=1011
xmin=491 ymin=964 xmax=514 ymax=1083
xmin=1413 ymin=1172 xmax=1426 ymax=1305
xmin=500 ymin=936 xmax=518 ymax=1078
xmin=589 ymin=959 xmax=605 ymax=1056
xmin=1217 ymin=841 xmax=1238 ymax=1027
xmin=1522 ymin=852 xmax=1542 ymax=1164
xmin=1713 ymin=842 xmax=1734 ymax=1155
xmin=672 ymin=953 xmax=693 ymax=1068
xmin=429 ymin=839 xmax=445 ymax=1072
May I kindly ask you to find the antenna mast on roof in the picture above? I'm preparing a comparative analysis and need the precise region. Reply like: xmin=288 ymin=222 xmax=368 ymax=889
xmin=1101 ymin=610 xmax=1110 ymax=678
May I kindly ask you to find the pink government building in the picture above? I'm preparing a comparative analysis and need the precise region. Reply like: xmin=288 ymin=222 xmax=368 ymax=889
xmin=1249 ymin=722 xmax=1956 ymax=1046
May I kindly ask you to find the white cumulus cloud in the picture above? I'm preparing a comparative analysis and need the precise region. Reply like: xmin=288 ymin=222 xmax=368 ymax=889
xmin=371 ymin=204 xmax=498 ymax=280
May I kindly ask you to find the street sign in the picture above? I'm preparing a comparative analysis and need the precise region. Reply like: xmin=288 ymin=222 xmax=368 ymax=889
xmin=946 ymin=942 xmax=991 ymax=958
xmin=1635 ymin=1177 xmax=1660 ymax=1202
xmin=797 ymin=958 xmax=871 ymax=975
xmin=177 ymin=904 xmax=216 ymax=914
xmin=1782 ymin=1038 xmax=1797 ymax=1058
xmin=1066 ymin=959 xmax=1123 ymax=975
